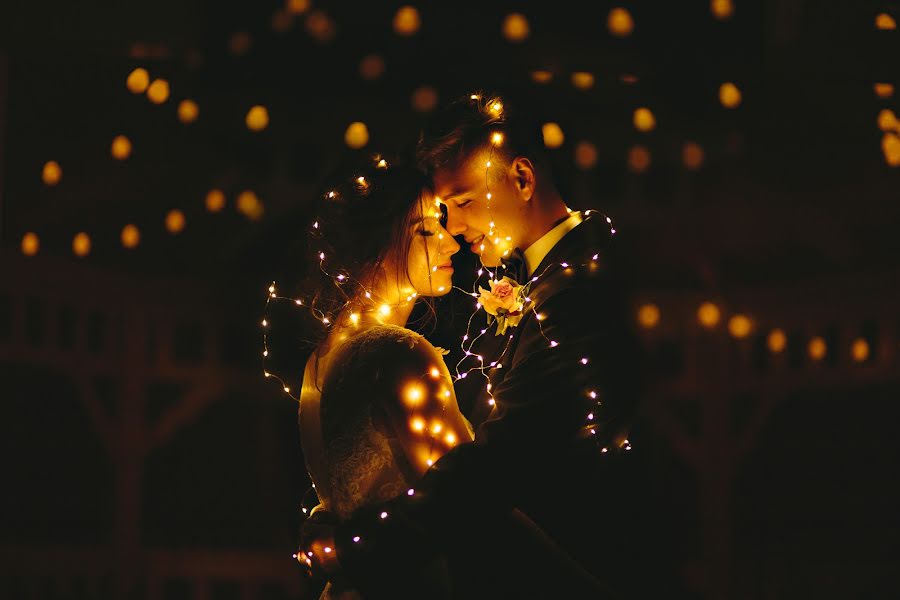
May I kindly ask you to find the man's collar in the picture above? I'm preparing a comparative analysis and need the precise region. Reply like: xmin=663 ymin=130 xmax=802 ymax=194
xmin=522 ymin=211 xmax=583 ymax=277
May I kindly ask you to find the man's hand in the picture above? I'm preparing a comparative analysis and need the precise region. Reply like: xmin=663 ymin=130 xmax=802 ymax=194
xmin=298 ymin=505 xmax=342 ymax=579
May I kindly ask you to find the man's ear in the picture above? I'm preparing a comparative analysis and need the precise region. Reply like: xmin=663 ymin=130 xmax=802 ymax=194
xmin=511 ymin=157 xmax=536 ymax=202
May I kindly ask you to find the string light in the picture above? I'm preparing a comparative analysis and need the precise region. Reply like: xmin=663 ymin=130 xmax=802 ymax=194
xmin=42 ymin=161 xmax=62 ymax=186
xmin=126 ymin=68 xmax=150 ymax=94
xmin=246 ymin=105 xmax=269 ymax=131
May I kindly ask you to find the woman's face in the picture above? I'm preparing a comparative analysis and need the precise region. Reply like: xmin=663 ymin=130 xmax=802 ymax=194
xmin=400 ymin=191 xmax=460 ymax=298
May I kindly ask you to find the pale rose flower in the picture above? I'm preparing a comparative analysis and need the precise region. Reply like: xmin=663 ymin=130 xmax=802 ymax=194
xmin=478 ymin=277 xmax=520 ymax=316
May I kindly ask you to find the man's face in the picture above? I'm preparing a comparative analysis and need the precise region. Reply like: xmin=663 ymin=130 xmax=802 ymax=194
xmin=433 ymin=150 xmax=529 ymax=267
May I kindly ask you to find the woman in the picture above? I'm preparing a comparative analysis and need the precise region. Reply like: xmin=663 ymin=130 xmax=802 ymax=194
xmin=297 ymin=158 xmax=469 ymax=597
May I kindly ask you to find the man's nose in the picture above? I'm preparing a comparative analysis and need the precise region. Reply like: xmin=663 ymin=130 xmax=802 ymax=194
xmin=445 ymin=206 xmax=466 ymax=236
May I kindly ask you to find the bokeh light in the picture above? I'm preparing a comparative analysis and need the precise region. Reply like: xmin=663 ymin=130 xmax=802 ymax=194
xmin=206 ymin=189 xmax=226 ymax=213
xmin=851 ymin=338 xmax=870 ymax=363
xmin=719 ymin=82 xmax=742 ymax=108
xmin=359 ymin=54 xmax=386 ymax=81
xmin=633 ymin=107 xmax=656 ymax=132
xmin=165 ymin=209 xmax=186 ymax=234
xmin=146 ymin=79 xmax=170 ymax=104
xmin=412 ymin=86 xmax=439 ymax=113
xmin=874 ymin=83 xmax=894 ymax=98
xmin=345 ymin=122 xmax=370 ymax=149
xmin=285 ymin=0 xmax=310 ymax=15
xmin=306 ymin=10 xmax=337 ymax=42
xmin=571 ymin=72 xmax=595 ymax=90
xmin=42 ymin=161 xmax=62 ymax=186
xmin=73 ymin=232 xmax=91 ymax=257
xmin=502 ymin=13 xmax=530 ymax=42
xmin=237 ymin=190 xmax=265 ymax=221
xmin=121 ymin=224 xmax=141 ymax=249
xmin=178 ymin=99 xmax=199 ymax=124
xmin=531 ymin=70 xmax=553 ymax=84
xmin=808 ymin=336 xmax=827 ymax=361
xmin=607 ymin=8 xmax=634 ymax=37
xmin=111 ymin=135 xmax=132 ymax=160
xmin=697 ymin=302 xmax=721 ymax=328
xmin=574 ymin=141 xmax=598 ymax=170
xmin=542 ymin=123 xmax=565 ymax=149
xmin=637 ymin=303 xmax=660 ymax=329
xmin=875 ymin=13 xmax=897 ymax=30
xmin=682 ymin=141 xmax=705 ymax=170
xmin=627 ymin=145 xmax=651 ymax=173
xmin=126 ymin=68 xmax=150 ymax=94
xmin=767 ymin=329 xmax=787 ymax=353
xmin=727 ymin=314 xmax=752 ymax=338
xmin=21 ymin=232 xmax=40 ymax=256
xmin=710 ymin=0 xmax=734 ymax=20
xmin=246 ymin=105 xmax=269 ymax=131
xmin=393 ymin=6 xmax=421 ymax=36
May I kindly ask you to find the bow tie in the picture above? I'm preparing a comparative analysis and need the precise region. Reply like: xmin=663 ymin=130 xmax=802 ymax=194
xmin=499 ymin=247 xmax=527 ymax=284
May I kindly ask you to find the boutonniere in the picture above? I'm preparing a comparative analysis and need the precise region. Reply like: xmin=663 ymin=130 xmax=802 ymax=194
xmin=478 ymin=276 xmax=531 ymax=335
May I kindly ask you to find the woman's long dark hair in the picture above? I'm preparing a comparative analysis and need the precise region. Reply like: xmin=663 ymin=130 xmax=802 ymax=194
xmin=300 ymin=157 xmax=439 ymax=379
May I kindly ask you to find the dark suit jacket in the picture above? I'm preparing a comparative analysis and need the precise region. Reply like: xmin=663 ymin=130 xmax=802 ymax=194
xmin=334 ymin=214 xmax=659 ymax=597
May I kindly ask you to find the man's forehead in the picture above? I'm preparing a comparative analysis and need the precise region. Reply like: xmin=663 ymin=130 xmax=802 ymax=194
xmin=433 ymin=154 xmax=485 ymax=197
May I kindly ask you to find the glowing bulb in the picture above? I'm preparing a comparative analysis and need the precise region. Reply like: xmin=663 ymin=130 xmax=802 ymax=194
xmin=246 ymin=105 xmax=269 ymax=131
xmin=728 ymin=314 xmax=753 ymax=338
xmin=379 ymin=304 xmax=391 ymax=317
xmin=445 ymin=432 xmax=457 ymax=445
xmin=111 ymin=135 xmax=132 ymax=160
xmin=607 ymin=7 xmax=634 ymax=37
xmin=236 ymin=189 xmax=265 ymax=221
xmin=571 ymin=72 xmax=595 ymax=90
xmin=42 ymin=161 xmax=62 ymax=186
xmin=283 ymin=386 xmax=291 ymax=393
xmin=407 ymin=488 xmax=415 ymax=496
xmin=502 ymin=13 xmax=530 ymax=42
xmin=589 ymin=391 xmax=597 ymax=399
xmin=121 ymin=224 xmax=140 ymax=249
xmin=491 ymin=132 xmax=504 ymax=146
xmin=262 ymin=319 xmax=268 ymax=327
xmin=808 ymin=336 xmax=827 ymax=361
xmin=550 ymin=341 xmax=558 ymax=347
xmin=165 ymin=209 xmax=186 ymax=234
xmin=393 ymin=6 xmax=421 ymax=36
xmin=430 ymin=367 xmax=440 ymax=378
xmin=263 ymin=350 xmax=268 ymax=357
xmin=851 ymin=338 xmax=870 ymax=363
xmin=542 ymin=122 xmax=565 ymax=148
xmin=353 ymin=536 xmax=361 ymax=543
xmin=637 ymin=303 xmax=661 ymax=329
xmin=322 ymin=317 xmax=330 ymax=324
xmin=719 ymin=82 xmax=742 ymax=108
xmin=490 ymin=101 xmax=503 ymax=114
xmin=126 ymin=68 xmax=150 ymax=94
xmin=206 ymin=189 xmax=226 ymax=212
xmin=411 ymin=418 xmax=425 ymax=432
xmin=178 ymin=99 xmax=199 ymax=124
xmin=406 ymin=386 xmax=423 ymax=403
xmin=633 ymin=108 xmax=656 ymax=132
xmin=587 ymin=413 xmax=594 ymax=420
xmin=146 ymin=79 xmax=170 ymax=104
xmin=711 ymin=0 xmax=734 ymax=20
xmin=21 ymin=232 xmax=40 ymax=256
xmin=876 ymin=13 xmax=897 ymax=30
xmin=344 ymin=121 xmax=369 ymax=149
xmin=349 ymin=313 xmax=360 ymax=325
xmin=581 ymin=358 xmax=589 ymax=365
xmin=874 ymin=83 xmax=895 ymax=99
xmin=72 ymin=232 xmax=91 ymax=257
xmin=767 ymin=329 xmax=787 ymax=353
xmin=697 ymin=302 xmax=721 ymax=328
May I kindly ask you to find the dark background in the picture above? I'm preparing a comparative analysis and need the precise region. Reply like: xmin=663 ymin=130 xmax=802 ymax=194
xmin=1 ymin=1 xmax=899 ymax=598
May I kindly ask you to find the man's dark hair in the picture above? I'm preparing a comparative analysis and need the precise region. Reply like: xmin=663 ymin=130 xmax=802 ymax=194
xmin=415 ymin=91 xmax=553 ymax=179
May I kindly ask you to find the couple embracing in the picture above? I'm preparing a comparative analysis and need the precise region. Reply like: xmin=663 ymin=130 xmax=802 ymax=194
xmin=293 ymin=91 xmax=641 ymax=599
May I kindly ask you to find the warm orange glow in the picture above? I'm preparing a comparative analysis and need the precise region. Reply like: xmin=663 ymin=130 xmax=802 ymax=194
xmin=574 ymin=141 xmax=598 ymax=170
xmin=246 ymin=105 xmax=269 ymax=131
xmin=877 ymin=109 xmax=899 ymax=132
xmin=697 ymin=302 xmax=721 ymax=328
xmin=531 ymin=70 xmax=553 ymax=84
xmin=627 ymin=145 xmax=651 ymax=173
xmin=405 ymin=384 xmax=424 ymax=405
xmin=237 ymin=190 xmax=264 ymax=220
xmin=345 ymin=122 xmax=369 ymax=149
xmin=165 ymin=209 xmax=186 ymax=233
xmin=359 ymin=54 xmax=385 ymax=81
xmin=305 ymin=10 xmax=337 ymax=42
xmin=633 ymin=107 xmax=656 ymax=132
xmin=429 ymin=367 xmax=440 ymax=378
xmin=851 ymin=338 xmax=870 ymax=363
xmin=146 ymin=79 xmax=170 ymax=104
xmin=727 ymin=314 xmax=752 ymax=339
xmin=682 ymin=141 xmax=705 ymax=170
xmin=444 ymin=432 xmax=457 ymax=446
xmin=542 ymin=122 xmax=565 ymax=149
xmin=412 ymin=86 xmax=438 ymax=113
xmin=710 ymin=0 xmax=734 ymax=20
xmin=410 ymin=418 xmax=425 ymax=432
xmin=607 ymin=7 xmax=634 ymax=37
xmin=719 ymin=82 xmax=742 ymax=108
xmin=121 ymin=224 xmax=140 ymax=249
xmin=111 ymin=135 xmax=132 ymax=160
xmin=393 ymin=6 xmax=421 ymax=36
xmin=42 ymin=161 xmax=62 ymax=186
xmin=808 ymin=336 xmax=827 ymax=361
xmin=637 ymin=303 xmax=660 ymax=329
xmin=874 ymin=83 xmax=894 ymax=98
xmin=431 ymin=421 xmax=443 ymax=434
xmin=767 ymin=329 xmax=787 ymax=353
xmin=206 ymin=189 xmax=226 ymax=212
xmin=72 ymin=232 xmax=91 ymax=257
xmin=271 ymin=9 xmax=293 ymax=33
xmin=876 ymin=13 xmax=897 ymax=30
xmin=178 ymin=99 xmax=199 ymax=124
xmin=229 ymin=32 xmax=252 ymax=55
xmin=571 ymin=72 xmax=595 ymax=90
xmin=21 ymin=232 xmax=40 ymax=256
xmin=126 ymin=68 xmax=150 ymax=94
xmin=882 ymin=133 xmax=900 ymax=166
xmin=286 ymin=0 xmax=310 ymax=15
xmin=502 ymin=13 xmax=530 ymax=42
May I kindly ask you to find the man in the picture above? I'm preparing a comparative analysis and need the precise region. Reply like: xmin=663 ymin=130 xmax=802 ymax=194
xmin=304 ymin=92 xmax=646 ymax=597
